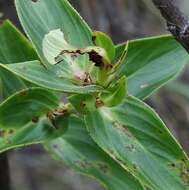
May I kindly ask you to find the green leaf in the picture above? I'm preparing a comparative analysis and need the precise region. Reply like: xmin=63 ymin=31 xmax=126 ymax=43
xmin=0 ymin=20 xmax=38 ymax=99
xmin=116 ymin=35 xmax=189 ymax=99
xmin=85 ymin=96 xmax=189 ymax=190
xmin=0 ymin=61 xmax=103 ymax=94
xmin=115 ymin=42 xmax=128 ymax=62
xmin=0 ymin=78 xmax=3 ymax=100
xmin=100 ymin=76 xmax=127 ymax=107
xmin=42 ymin=29 xmax=109 ymax=66
xmin=0 ymin=88 xmax=59 ymax=129
xmin=0 ymin=116 xmax=68 ymax=153
xmin=68 ymin=94 xmax=97 ymax=114
xmin=68 ymin=76 xmax=126 ymax=114
xmin=15 ymin=0 xmax=92 ymax=65
xmin=92 ymin=31 xmax=115 ymax=62
xmin=45 ymin=115 xmax=144 ymax=190
xmin=0 ymin=69 xmax=25 ymax=99
xmin=42 ymin=29 xmax=73 ymax=65
xmin=0 ymin=20 xmax=38 ymax=64
xmin=42 ymin=28 xmax=111 ymax=84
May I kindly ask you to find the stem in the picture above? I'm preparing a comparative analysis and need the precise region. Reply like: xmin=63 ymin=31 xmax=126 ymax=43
xmin=0 ymin=153 xmax=11 ymax=190
xmin=152 ymin=0 xmax=189 ymax=52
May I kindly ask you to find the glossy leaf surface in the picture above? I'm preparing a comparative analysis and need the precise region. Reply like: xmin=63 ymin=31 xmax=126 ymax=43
xmin=101 ymin=76 xmax=127 ymax=107
xmin=116 ymin=36 xmax=189 ymax=99
xmin=15 ymin=0 xmax=92 ymax=65
xmin=0 ymin=119 xmax=56 ymax=153
xmin=0 ymin=20 xmax=38 ymax=99
xmin=85 ymin=96 xmax=189 ymax=190
xmin=46 ymin=115 xmax=144 ymax=190
xmin=0 ymin=88 xmax=59 ymax=129
xmin=92 ymin=31 xmax=115 ymax=62
xmin=0 ymin=115 xmax=68 ymax=153
xmin=0 ymin=61 xmax=102 ymax=94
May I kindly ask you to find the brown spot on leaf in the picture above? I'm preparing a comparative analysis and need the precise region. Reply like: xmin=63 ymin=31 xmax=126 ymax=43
xmin=113 ymin=122 xmax=133 ymax=137
xmin=46 ymin=111 xmax=59 ymax=129
xmin=180 ymin=170 xmax=189 ymax=186
xmin=47 ymin=107 xmax=69 ymax=130
xmin=179 ymin=162 xmax=189 ymax=186
xmin=80 ymin=101 xmax=86 ymax=108
xmin=145 ymin=186 xmax=152 ymax=190
xmin=0 ymin=130 xmax=5 ymax=137
xmin=89 ymin=50 xmax=104 ymax=67
xmin=181 ymin=158 xmax=187 ymax=163
xmin=125 ymin=144 xmax=136 ymax=152
xmin=171 ymin=163 xmax=176 ymax=167
xmin=75 ymin=160 xmax=91 ymax=169
xmin=105 ymin=64 xmax=113 ymax=70
xmin=53 ymin=144 xmax=58 ymax=149
xmin=95 ymin=98 xmax=104 ymax=108
xmin=109 ymin=150 xmax=114 ymax=155
xmin=20 ymin=90 xmax=28 ymax=96
xmin=55 ymin=48 xmax=105 ymax=68
xmin=55 ymin=108 xmax=68 ymax=116
xmin=92 ymin=35 xmax=97 ymax=45
xmin=97 ymin=163 xmax=109 ymax=173
xmin=83 ymin=72 xmax=93 ymax=85
xmin=32 ymin=116 xmax=39 ymax=123
xmin=133 ymin=163 xmax=138 ymax=170
xmin=8 ymin=129 xmax=14 ymax=135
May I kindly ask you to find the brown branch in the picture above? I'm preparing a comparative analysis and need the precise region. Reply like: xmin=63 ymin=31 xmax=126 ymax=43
xmin=0 ymin=153 xmax=11 ymax=190
xmin=152 ymin=0 xmax=189 ymax=52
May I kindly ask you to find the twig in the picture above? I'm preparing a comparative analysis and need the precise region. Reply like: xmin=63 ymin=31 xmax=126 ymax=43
xmin=0 ymin=153 xmax=11 ymax=190
xmin=152 ymin=0 xmax=189 ymax=52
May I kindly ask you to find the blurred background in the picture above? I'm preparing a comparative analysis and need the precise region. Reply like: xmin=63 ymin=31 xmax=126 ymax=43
xmin=0 ymin=0 xmax=189 ymax=189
